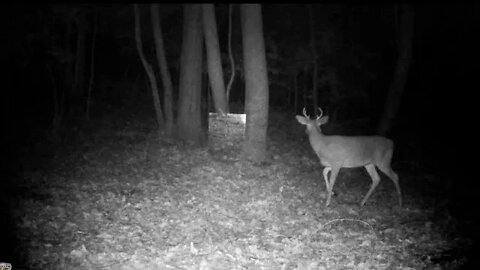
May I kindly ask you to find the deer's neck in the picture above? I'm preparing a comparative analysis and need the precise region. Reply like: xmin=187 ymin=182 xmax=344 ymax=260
xmin=308 ymin=128 xmax=328 ymax=148
xmin=308 ymin=128 xmax=337 ymax=166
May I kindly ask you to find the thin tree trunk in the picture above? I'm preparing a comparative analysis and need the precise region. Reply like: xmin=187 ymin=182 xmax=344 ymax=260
xmin=177 ymin=4 xmax=206 ymax=145
xmin=72 ymin=13 xmax=86 ymax=98
xmin=293 ymin=73 xmax=298 ymax=113
xmin=202 ymin=4 xmax=228 ymax=115
xmin=307 ymin=5 xmax=318 ymax=112
xmin=201 ymin=68 xmax=209 ymax=131
xmin=240 ymin=4 xmax=269 ymax=163
xmin=64 ymin=21 xmax=73 ymax=108
xmin=151 ymin=4 xmax=175 ymax=135
xmin=226 ymin=4 xmax=235 ymax=105
xmin=86 ymin=12 xmax=98 ymax=121
xmin=303 ymin=66 xmax=308 ymax=108
xmin=287 ymin=75 xmax=292 ymax=107
xmin=377 ymin=4 xmax=414 ymax=136
xmin=47 ymin=64 xmax=61 ymax=128
xmin=134 ymin=4 xmax=164 ymax=129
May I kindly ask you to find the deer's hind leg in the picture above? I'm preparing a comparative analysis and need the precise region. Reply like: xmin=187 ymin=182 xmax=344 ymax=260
xmin=377 ymin=164 xmax=402 ymax=207
xmin=376 ymin=148 xmax=402 ymax=207
xmin=361 ymin=164 xmax=381 ymax=207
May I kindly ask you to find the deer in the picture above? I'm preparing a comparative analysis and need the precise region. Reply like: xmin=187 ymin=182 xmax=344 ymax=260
xmin=296 ymin=107 xmax=402 ymax=207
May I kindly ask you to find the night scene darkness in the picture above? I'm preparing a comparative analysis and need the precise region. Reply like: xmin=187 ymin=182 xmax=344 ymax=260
xmin=1 ymin=3 xmax=479 ymax=269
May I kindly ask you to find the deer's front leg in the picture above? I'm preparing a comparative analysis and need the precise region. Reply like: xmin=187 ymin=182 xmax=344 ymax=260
xmin=322 ymin=167 xmax=331 ymax=192
xmin=325 ymin=165 xmax=341 ymax=207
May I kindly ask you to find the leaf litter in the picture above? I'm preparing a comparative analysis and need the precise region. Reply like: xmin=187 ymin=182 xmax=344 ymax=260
xmin=7 ymin=110 xmax=469 ymax=270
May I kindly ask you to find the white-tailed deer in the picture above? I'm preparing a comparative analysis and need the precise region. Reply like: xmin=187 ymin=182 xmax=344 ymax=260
xmin=296 ymin=107 xmax=402 ymax=207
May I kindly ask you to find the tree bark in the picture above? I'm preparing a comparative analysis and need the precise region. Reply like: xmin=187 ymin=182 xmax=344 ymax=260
xmin=72 ymin=12 xmax=86 ymax=98
xmin=202 ymin=4 xmax=229 ymax=115
xmin=47 ymin=64 xmax=61 ymax=128
xmin=86 ymin=13 xmax=98 ymax=121
xmin=151 ymin=4 xmax=175 ymax=135
xmin=134 ymin=4 xmax=164 ymax=129
xmin=240 ymin=4 xmax=269 ymax=163
xmin=377 ymin=4 xmax=414 ymax=136
xmin=63 ymin=20 xmax=73 ymax=114
xmin=293 ymin=73 xmax=298 ymax=113
xmin=307 ymin=5 xmax=318 ymax=112
xmin=177 ymin=4 xmax=206 ymax=145
xmin=226 ymin=4 xmax=236 ymax=104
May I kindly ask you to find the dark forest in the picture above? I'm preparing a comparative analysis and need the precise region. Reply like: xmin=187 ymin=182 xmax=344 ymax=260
xmin=1 ymin=4 xmax=479 ymax=269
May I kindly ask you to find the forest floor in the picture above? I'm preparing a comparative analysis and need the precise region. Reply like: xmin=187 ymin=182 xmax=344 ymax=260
xmin=2 ymin=105 xmax=475 ymax=270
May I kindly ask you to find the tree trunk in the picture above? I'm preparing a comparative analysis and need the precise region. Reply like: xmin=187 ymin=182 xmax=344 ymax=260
xmin=177 ymin=4 xmax=206 ymax=145
xmin=240 ymin=4 xmax=269 ymax=163
xmin=151 ymin=4 xmax=175 ymax=135
xmin=72 ymin=12 xmax=86 ymax=98
xmin=377 ymin=4 xmax=414 ymax=136
xmin=226 ymin=4 xmax=236 ymax=104
xmin=63 ymin=21 xmax=73 ymax=116
xmin=293 ymin=73 xmax=298 ymax=113
xmin=47 ymin=64 xmax=61 ymax=128
xmin=86 ymin=13 xmax=98 ymax=121
xmin=307 ymin=5 xmax=318 ymax=112
xmin=202 ymin=4 xmax=229 ymax=115
xmin=303 ymin=66 xmax=308 ymax=108
xmin=133 ymin=4 xmax=164 ymax=129
xmin=201 ymin=68 xmax=210 ymax=132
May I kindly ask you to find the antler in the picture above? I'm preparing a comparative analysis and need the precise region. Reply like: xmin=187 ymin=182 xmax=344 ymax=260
xmin=302 ymin=107 xmax=310 ymax=119
xmin=316 ymin=107 xmax=323 ymax=120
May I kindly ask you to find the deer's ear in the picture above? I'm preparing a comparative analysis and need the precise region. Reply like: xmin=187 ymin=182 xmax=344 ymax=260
xmin=296 ymin=115 xmax=308 ymax=125
xmin=318 ymin=116 xmax=329 ymax=125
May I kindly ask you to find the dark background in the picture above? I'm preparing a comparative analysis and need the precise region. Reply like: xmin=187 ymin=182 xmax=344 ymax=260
xmin=1 ymin=3 xmax=478 ymax=213
xmin=1 ymin=4 xmax=480 ymax=267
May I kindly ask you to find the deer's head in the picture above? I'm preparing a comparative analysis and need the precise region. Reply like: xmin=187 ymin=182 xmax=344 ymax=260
xmin=296 ymin=107 xmax=329 ymax=135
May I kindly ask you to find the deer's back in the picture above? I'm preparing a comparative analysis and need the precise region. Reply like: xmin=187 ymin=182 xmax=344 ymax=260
xmin=311 ymin=135 xmax=393 ymax=168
